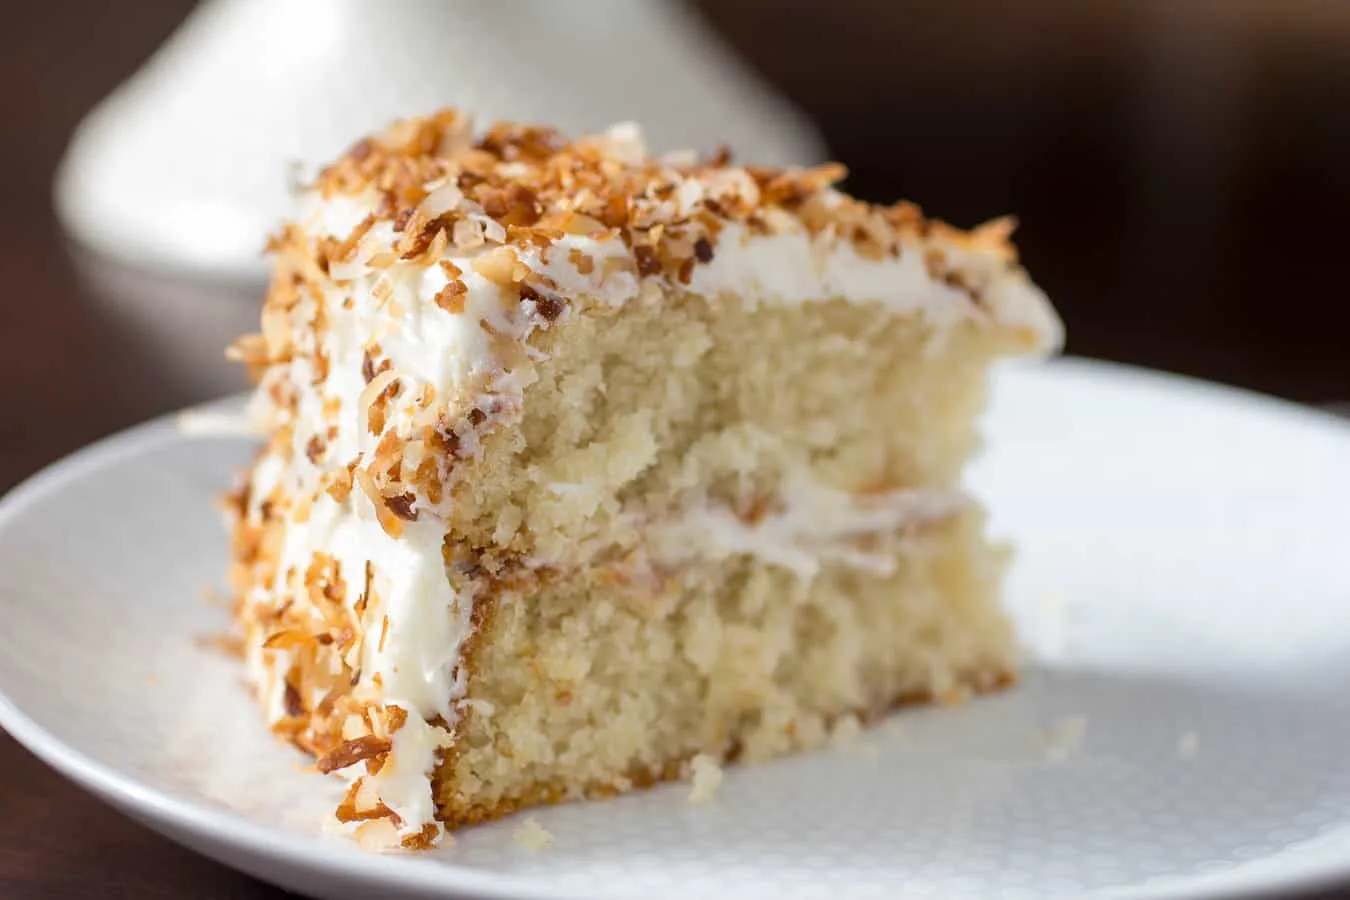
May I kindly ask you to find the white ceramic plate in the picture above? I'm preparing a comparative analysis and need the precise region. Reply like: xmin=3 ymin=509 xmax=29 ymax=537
xmin=2 ymin=358 xmax=1349 ymax=900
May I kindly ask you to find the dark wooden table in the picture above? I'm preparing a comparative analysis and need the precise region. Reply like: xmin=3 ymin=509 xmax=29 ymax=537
xmin=1 ymin=2 xmax=1346 ymax=898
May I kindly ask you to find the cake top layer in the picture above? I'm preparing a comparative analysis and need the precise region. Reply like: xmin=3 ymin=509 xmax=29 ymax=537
xmin=315 ymin=108 xmax=992 ymax=272
xmin=285 ymin=108 xmax=1061 ymax=350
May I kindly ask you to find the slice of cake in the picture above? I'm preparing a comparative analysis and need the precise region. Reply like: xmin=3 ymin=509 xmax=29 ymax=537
xmin=226 ymin=109 xmax=1062 ymax=849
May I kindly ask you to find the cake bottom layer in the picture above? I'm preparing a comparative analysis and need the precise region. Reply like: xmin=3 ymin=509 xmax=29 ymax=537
xmin=436 ymin=505 xmax=1014 ymax=827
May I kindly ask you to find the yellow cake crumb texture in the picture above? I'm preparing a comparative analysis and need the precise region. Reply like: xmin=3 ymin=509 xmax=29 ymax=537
xmin=687 ymin=753 xmax=725 ymax=805
xmin=512 ymin=817 xmax=555 ymax=852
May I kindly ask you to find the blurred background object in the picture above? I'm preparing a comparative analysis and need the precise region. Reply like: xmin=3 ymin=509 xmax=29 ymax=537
xmin=54 ymin=0 xmax=824 ymax=281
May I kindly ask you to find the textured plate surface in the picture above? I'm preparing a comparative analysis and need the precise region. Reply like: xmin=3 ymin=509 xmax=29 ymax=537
xmin=2 ymin=358 xmax=1349 ymax=900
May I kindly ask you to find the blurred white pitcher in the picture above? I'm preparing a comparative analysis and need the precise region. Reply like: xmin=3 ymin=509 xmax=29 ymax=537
xmin=56 ymin=0 xmax=823 ymax=281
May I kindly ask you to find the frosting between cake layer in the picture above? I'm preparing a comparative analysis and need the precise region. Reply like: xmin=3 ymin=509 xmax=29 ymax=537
xmin=648 ymin=484 xmax=971 ymax=580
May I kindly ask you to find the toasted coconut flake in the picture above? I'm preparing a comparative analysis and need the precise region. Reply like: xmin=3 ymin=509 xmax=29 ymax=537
xmin=263 ymin=630 xmax=314 ymax=651
xmin=361 ymin=346 xmax=380 ymax=384
xmin=471 ymin=247 xmax=519 ymax=286
xmin=452 ymin=218 xmax=485 ymax=249
xmin=354 ymin=560 xmax=374 ymax=619
xmin=325 ymin=461 xmax=357 ymax=503
xmin=358 ymin=369 xmax=400 ymax=437
xmin=519 ymin=283 xmax=565 ymax=322
xmin=433 ymin=279 xmax=468 ymax=314
xmin=385 ymin=492 xmax=418 ymax=521
xmin=566 ymin=246 xmax=595 ymax=275
xmin=562 ymin=212 xmax=608 ymax=236
xmin=632 ymin=244 xmax=662 ymax=277
xmin=333 ymin=214 xmax=377 ymax=262
xmin=693 ymin=236 xmax=715 ymax=263
xmin=355 ymin=466 xmax=405 ymax=539
xmin=283 ymin=680 xmax=305 ymax=717
xmin=422 ymin=226 xmax=450 ymax=265
xmin=373 ymin=430 xmax=402 ymax=467
xmin=225 ymin=333 xmax=269 ymax=365
xmin=400 ymin=823 xmax=441 ymax=850
xmin=336 ymin=780 xmax=397 ymax=824
xmin=316 ymin=735 xmax=391 ymax=774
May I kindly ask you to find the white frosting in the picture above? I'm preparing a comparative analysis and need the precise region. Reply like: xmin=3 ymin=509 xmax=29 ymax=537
xmin=686 ymin=219 xmax=1061 ymax=347
xmin=300 ymin=493 xmax=465 ymax=723
xmin=649 ymin=483 xmax=969 ymax=580
xmin=304 ymin=188 xmax=1062 ymax=362
xmin=244 ymin=471 xmax=460 ymax=838
xmin=344 ymin=707 xmax=450 ymax=835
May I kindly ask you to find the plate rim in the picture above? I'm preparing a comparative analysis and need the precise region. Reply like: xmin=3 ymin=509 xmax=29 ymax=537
xmin=2 ymin=356 xmax=1349 ymax=900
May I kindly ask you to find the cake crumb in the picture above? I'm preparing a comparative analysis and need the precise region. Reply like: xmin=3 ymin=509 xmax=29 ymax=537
xmin=512 ymin=817 xmax=555 ymax=851
xmin=829 ymin=714 xmax=879 ymax=757
xmin=687 ymin=753 xmax=723 ymax=804
xmin=196 ymin=632 xmax=244 ymax=659
xmin=1177 ymin=731 xmax=1200 ymax=761
xmin=1041 ymin=715 xmax=1088 ymax=762
xmin=830 ymin=713 xmax=862 ymax=746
